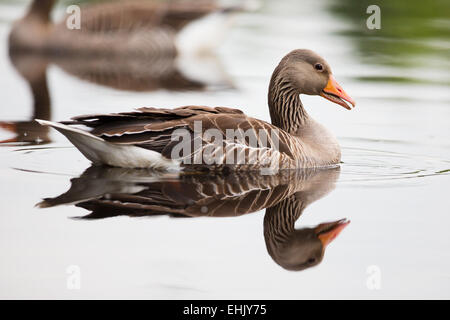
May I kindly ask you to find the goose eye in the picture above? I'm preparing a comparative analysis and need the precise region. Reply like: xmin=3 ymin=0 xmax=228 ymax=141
xmin=308 ymin=258 xmax=316 ymax=264
xmin=314 ymin=63 xmax=323 ymax=71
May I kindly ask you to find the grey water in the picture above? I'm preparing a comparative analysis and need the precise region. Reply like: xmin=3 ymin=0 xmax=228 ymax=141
xmin=0 ymin=0 xmax=449 ymax=299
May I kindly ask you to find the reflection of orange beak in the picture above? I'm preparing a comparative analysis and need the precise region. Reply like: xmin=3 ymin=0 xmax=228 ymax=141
xmin=320 ymin=76 xmax=356 ymax=110
xmin=315 ymin=219 xmax=350 ymax=248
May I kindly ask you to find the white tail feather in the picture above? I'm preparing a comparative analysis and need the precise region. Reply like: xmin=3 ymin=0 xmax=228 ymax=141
xmin=36 ymin=119 xmax=180 ymax=170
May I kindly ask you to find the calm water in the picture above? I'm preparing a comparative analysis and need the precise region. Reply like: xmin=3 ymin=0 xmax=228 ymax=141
xmin=0 ymin=0 xmax=449 ymax=299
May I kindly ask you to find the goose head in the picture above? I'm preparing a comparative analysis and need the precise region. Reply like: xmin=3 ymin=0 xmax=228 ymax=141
xmin=266 ymin=219 xmax=350 ymax=271
xmin=269 ymin=49 xmax=355 ymax=110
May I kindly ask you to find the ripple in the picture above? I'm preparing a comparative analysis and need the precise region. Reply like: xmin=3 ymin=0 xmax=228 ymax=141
xmin=7 ymin=143 xmax=450 ymax=186
xmin=9 ymin=145 xmax=89 ymax=177
xmin=340 ymin=146 xmax=450 ymax=185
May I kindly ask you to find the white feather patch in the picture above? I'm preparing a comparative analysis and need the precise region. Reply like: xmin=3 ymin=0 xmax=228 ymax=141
xmin=36 ymin=119 xmax=181 ymax=170
xmin=175 ymin=12 xmax=234 ymax=54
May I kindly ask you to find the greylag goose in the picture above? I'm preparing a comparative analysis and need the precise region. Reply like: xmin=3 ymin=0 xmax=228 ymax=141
xmin=37 ymin=166 xmax=348 ymax=271
xmin=9 ymin=0 xmax=245 ymax=56
xmin=37 ymin=49 xmax=355 ymax=170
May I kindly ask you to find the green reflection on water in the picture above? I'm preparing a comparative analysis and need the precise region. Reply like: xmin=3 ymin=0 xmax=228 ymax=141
xmin=355 ymin=75 xmax=449 ymax=86
xmin=327 ymin=0 xmax=450 ymax=69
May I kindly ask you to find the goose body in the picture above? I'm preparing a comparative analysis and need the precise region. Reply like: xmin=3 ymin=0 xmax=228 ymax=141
xmin=37 ymin=49 xmax=355 ymax=171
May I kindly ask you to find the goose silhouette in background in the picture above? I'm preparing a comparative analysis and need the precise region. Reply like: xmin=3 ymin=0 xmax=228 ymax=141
xmin=8 ymin=0 xmax=242 ymax=90
xmin=37 ymin=166 xmax=349 ymax=271
xmin=3 ymin=0 xmax=243 ymax=145
xmin=9 ymin=0 xmax=252 ymax=56
xmin=37 ymin=49 xmax=355 ymax=170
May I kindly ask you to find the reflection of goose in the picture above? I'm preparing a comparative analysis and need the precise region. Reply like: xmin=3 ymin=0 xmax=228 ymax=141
xmin=50 ymin=52 xmax=232 ymax=92
xmin=2 ymin=51 xmax=230 ymax=146
xmin=37 ymin=166 xmax=349 ymax=271
xmin=37 ymin=50 xmax=355 ymax=170
xmin=0 ymin=54 xmax=50 ymax=145
xmin=9 ymin=0 xmax=244 ymax=56
xmin=264 ymin=170 xmax=348 ymax=271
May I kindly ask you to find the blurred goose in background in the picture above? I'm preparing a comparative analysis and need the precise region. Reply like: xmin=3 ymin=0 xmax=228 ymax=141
xmin=3 ymin=0 xmax=245 ymax=145
xmin=9 ymin=0 xmax=253 ymax=56
xmin=9 ymin=0 xmax=242 ymax=88
xmin=37 ymin=49 xmax=355 ymax=170
xmin=37 ymin=166 xmax=349 ymax=271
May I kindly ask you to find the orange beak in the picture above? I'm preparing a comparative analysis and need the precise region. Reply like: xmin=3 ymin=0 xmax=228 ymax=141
xmin=320 ymin=75 xmax=356 ymax=110
xmin=315 ymin=219 xmax=350 ymax=248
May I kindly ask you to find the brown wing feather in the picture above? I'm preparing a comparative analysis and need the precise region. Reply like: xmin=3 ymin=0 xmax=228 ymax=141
xmin=62 ymin=106 xmax=296 ymax=167
xmin=61 ymin=106 xmax=243 ymax=154
xmin=65 ymin=106 xmax=242 ymax=131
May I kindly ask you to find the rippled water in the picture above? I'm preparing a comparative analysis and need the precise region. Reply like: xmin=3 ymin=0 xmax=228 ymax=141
xmin=7 ymin=143 xmax=450 ymax=185
xmin=0 ymin=0 xmax=449 ymax=299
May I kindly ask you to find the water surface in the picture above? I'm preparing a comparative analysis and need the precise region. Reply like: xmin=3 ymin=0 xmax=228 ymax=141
xmin=0 ymin=0 xmax=449 ymax=299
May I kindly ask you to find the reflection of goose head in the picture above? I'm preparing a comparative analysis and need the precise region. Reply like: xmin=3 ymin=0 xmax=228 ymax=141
xmin=265 ymin=212 xmax=349 ymax=271
xmin=264 ymin=168 xmax=348 ymax=271
xmin=37 ymin=166 xmax=347 ymax=271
